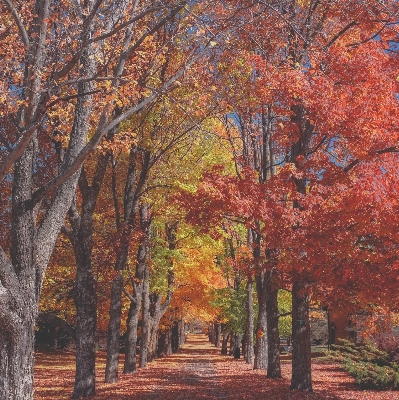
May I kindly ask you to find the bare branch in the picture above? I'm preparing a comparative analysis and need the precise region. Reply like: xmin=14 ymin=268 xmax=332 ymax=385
xmin=123 ymin=287 xmax=135 ymax=302
xmin=2 ymin=0 xmax=29 ymax=46
xmin=0 ymin=123 xmax=40 ymax=182
xmin=326 ymin=20 xmax=359 ymax=49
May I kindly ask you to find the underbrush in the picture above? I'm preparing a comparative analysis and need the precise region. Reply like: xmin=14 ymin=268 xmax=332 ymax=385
xmin=329 ymin=339 xmax=399 ymax=390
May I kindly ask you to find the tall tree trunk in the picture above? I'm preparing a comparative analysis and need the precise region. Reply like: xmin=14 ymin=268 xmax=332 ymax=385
xmin=214 ymin=321 xmax=221 ymax=347
xmin=209 ymin=322 xmax=215 ymax=344
xmin=288 ymin=102 xmax=313 ymax=390
xmin=0 ymin=313 xmax=35 ymax=399
xmin=159 ymin=326 xmax=172 ymax=356
xmin=0 ymin=110 xmax=37 ymax=399
xmin=290 ymin=276 xmax=312 ymax=391
xmin=72 ymin=245 xmax=97 ymax=398
xmin=266 ymin=269 xmax=281 ymax=378
xmin=147 ymin=294 xmax=162 ymax=362
xmin=172 ymin=321 xmax=179 ymax=352
xmin=221 ymin=332 xmax=230 ymax=355
xmin=104 ymin=273 xmax=124 ymax=382
xmin=140 ymin=262 xmax=150 ymax=368
xmin=245 ymin=277 xmax=255 ymax=365
xmin=229 ymin=332 xmax=235 ymax=355
xmin=123 ymin=204 xmax=151 ymax=373
xmin=254 ymin=271 xmax=268 ymax=369
xmin=178 ymin=320 xmax=185 ymax=346
xmin=123 ymin=297 xmax=141 ymax=369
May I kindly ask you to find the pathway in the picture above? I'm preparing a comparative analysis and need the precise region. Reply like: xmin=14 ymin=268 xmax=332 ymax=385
xmin=34 ymin=334 xmax=399 ymax=399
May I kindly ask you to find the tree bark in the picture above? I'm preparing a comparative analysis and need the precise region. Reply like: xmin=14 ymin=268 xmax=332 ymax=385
xmin=0 ymin=315 xmax=35 ymax=399
xmin=104 ymin=272 xmax=124 ymax=382
xmin=123 ymin=295 xmax=141 ymax=370
xmin=290 ymin=276 xmax=312 ymax=391
xmin=72 ymin=243 xmax=97 ymax=398
xmin=254 ymin=271 xmax=268 ymax=369
xmin=140 ymin=262 xmax=150 ymax=368
xmin=123 ymin=204 xmax=151 ymax=373
xmin=214 ymin=321 xmax=221 ymax=347
xmin=159 ymin=326 xmax=172 ymax=356
xmin=221 ymin=332 xmax=230 ymax=355
xmin=266 ymin=269 xmax=281 ymax=378
xmin=178 ymin=320 xmax=185 ymax=346
xmin=209 ymin=322 xmax=215 ymax=344
xmin=147 ymin=294 xmax=162 ymax=362
xmin=244 ymin=277 xmax=255 ymax=365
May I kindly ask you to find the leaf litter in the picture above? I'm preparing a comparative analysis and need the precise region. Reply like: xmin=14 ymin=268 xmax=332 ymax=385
xmin=34 ymin=334 xmax=399 ymax=399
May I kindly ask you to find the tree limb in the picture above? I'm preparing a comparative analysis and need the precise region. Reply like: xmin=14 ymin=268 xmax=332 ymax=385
xmin=2 ymin=0 xmax=29 ymax=46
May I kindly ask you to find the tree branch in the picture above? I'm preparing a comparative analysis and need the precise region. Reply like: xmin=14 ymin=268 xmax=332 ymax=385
xmin=2 ymin=0 xmax=29 ymax=46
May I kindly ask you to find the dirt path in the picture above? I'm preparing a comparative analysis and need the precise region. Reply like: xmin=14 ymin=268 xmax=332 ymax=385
xmin=34 ymin=334 xmax=399 ymax=399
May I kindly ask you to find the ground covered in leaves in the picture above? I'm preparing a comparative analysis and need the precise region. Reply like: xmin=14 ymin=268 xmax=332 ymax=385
xmin=34 ymin=334 xmax=399 ymax=399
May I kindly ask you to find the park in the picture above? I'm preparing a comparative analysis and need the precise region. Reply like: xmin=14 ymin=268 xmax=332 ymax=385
xmin=1 ymin=1 xmax=399 ymax=399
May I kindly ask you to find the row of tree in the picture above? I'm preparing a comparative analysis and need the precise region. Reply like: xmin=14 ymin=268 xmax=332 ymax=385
xmin=1 ymin=0 xmax=399 ymax=399
xmin=178 ymin=0 xmax=399 ymax=392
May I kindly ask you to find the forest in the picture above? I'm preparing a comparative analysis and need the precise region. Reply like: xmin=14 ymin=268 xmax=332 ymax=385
xmin=1 ymin=0 xmax=399 ymax=399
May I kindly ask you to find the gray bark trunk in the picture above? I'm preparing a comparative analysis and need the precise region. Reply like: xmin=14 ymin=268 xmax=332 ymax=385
xmin=245 ymin=277 xmax=255 ymax=365
xmin=266 ymin=269 xmax=281 ymax=378
xmin=123 ymin=295 xmax=141 ymax=371
xmin=221 ymin=332 xmax=229 ymax=355
xmin=72 ymin=241 xmax=97 ymax=398
xmin=0 ymin=316 xmax=35 ymax=399
xmin=254 ymin=271 xmax=268 ymax=369
xmin=290 ymin=277 xmax=312 ymax=390
xmin=159 ymin=326 xmax=173 ymax=356
xmin=123 ymin=204 xmax=151 ymax=373
xmin=104 ymin=273 xmax=124 ymax=382
xmin=214 ymin=322 xmax=221 ymax=348
xmin=140 ymin=262 xmax=150 ymax=367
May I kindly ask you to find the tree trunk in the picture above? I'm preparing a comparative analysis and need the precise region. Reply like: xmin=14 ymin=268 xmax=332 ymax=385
xmin=147 ymin=294 xmax=162 ymax=362
xmin=221 ymin=332 xmax=230 ymax=355
xmin=209 ymin=322 xmax=215 ymax=344
xmin=0 ymin=315 xmax=35 ymax=400
xmin=159 ymin=326 xmax=172 ymax=356
xmin=70 ymin=157 xmax=109 ymax=397
xmin=229 ymin=332 xmax=235 ymax=355
xmin=232 ymin=333 xmax=242 ymax=357
xmin=245 ymin=277 xmax=255 ymax=365
xmin=123 ymin=204 xmax=150 ymax=373
xmin=178 ymin=320 xmax=185 ymax=346
xmin=123 ymin=297 xmax=141 ymax=372
xmin=290 ymin=276 xmax=312 ymax=391
xmin=266 ymin=269 xmax=281 ymax=378
xmin=104 ymin=273 xmax=124 ymax=382
xmin=140 ymin=263 xmax=150 ymax=368
xmin=214 ymin=321 xmax=221 ymax=347
xmin=254 ymin=271 xmax=268 ymax=369
xmin=172 ymin=321 xmax=179 ymax=352
xmin=72 ymin=249 xmax=97 ymax=398
xmin=0 ymin=133 xmax=36 ymax=400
